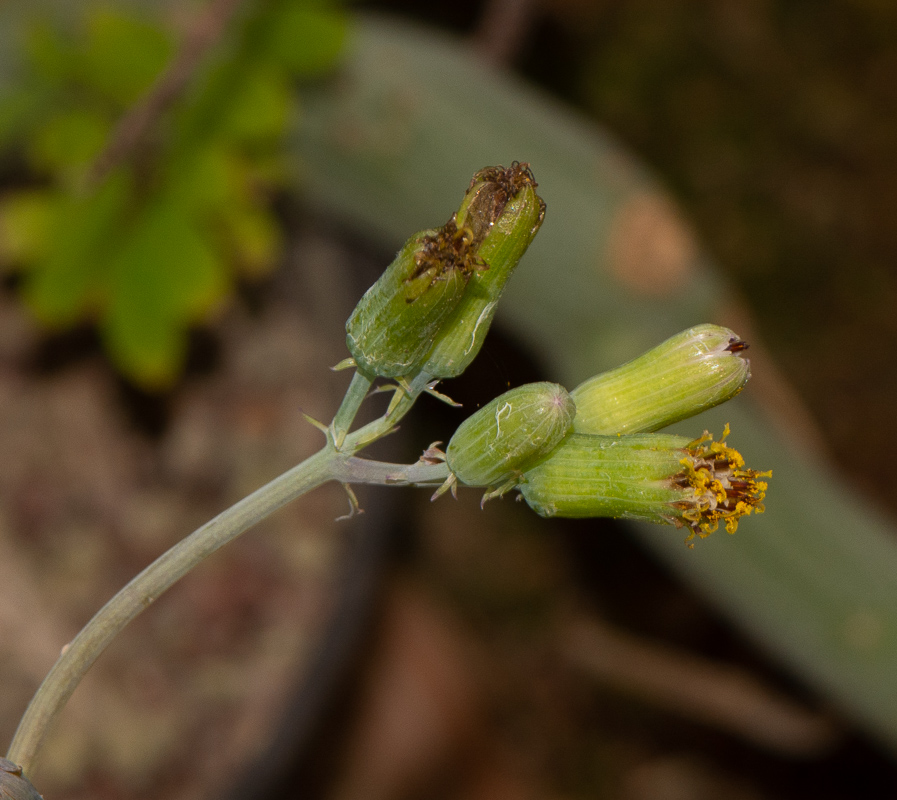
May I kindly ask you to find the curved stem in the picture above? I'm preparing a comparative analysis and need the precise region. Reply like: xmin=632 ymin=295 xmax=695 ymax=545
xmin=7 ymin=447 xmax=337 ymax=775
xmin=7 ymin=371 xmax=437 ymax=776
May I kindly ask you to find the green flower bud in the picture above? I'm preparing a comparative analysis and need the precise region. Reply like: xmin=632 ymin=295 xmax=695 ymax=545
xmin=446 ymin=382 xmax=575 ymax=491
xmin=0 ymin=759 xmax=44 ymax=800
xmin=345 ymin=220 xmax=480 ymax=379
xmin=421 ymin=163 xmax=546 ymax=379
xmin=571 ymin=324 xmax=751 ymax=435
xmin=518 ymin=426 xmax=770 ymax=546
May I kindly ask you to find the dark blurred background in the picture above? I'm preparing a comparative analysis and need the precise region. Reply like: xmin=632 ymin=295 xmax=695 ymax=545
xmin=3 ymin=1 xmax=897 ymax=799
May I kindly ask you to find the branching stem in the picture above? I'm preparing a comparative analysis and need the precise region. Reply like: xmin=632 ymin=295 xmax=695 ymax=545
xmin=5 ymin=376 xmax=447 ymax=776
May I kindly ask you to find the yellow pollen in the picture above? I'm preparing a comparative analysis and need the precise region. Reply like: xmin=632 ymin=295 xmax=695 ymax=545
xmin=674 ymin=425 xmax=771 ymax=546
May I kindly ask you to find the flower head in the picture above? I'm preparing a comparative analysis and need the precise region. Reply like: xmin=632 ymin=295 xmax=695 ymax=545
xmin=441 ymin=381 xmax=575 ymax=501
xmin=571 ymin=324 xmax=751 ymax=435
xmin=344 ymin=163 xmax=545 ymax=383
xmin=345 ymin=219 xmax=479 ymax=379
xmin=422 ymin=162 xmax=546 ymax=380
xmin=518 ymin=426 xmax=770 ymax=547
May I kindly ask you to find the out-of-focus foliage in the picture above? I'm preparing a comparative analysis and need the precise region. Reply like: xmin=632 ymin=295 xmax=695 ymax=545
xmin=0 ymin=0 xmax=347 ymax=387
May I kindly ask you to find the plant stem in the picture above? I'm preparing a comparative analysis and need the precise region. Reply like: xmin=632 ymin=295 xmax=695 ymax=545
xmin=330 ymin=370 xmax=373 ymax=448
xmin=7 ymin=446 xmax=336 ymax=774
xmin=5 ymin=370 xmax=450 ymax=776
xmin=336 ymin=457 xmax=450 ymax=486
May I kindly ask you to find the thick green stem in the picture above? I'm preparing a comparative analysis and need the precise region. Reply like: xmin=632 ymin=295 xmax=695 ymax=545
xmin=335 ymin=457 xmax=449 ymax=486
xmin=330 ymin=370 xmax=373 ymax=449
xmin=7 ymin=447 xmax=337 ymax=775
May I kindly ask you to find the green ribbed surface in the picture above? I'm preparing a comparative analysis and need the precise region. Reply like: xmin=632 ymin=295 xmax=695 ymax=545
xmin=570 ymin=324 xmax=749 ymax=435
xmin=519 ymin=433 xmax=688 ymax=522
xmin=346 ymin=227 xmax=468 ymax=379
xmin=424 ymin=181 xmax=543 ymax=378
xmin=446 ymin=382 xmax=575 ymax=488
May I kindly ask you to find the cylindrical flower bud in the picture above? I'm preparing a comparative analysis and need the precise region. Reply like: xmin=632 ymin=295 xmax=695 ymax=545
xmin=421 ymin=163 xmax=546 ymax=379
xmin=446 ymin=382 xmax=575 ymax=488
xmin=518 ymin=426 xmax=770 ymax=545
xmin=0 ymin=759 xmax=44 ymax=800
xmin=346 ymin=220 xmax=478 ymax=379
xmin=571 ymin=324 xmax=751 ymax=435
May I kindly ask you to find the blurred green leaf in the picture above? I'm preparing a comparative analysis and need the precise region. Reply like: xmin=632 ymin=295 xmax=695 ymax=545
xmin=79 ymin=9 xmax=174 ymax=106
xmin=25 ymin=21 xmax=74 ymax=87
xmin=0 ymin=189 xmax=55 ymax=266
xmin=264 ymin=1 xmax=349 ymax=77
xmin=167 ymin=145 xmax=236 ymax=213
xmin=29 ymin=107 xmax=110 ymax=175
xmin=23 ymin=171 xmax=131 ymax=324
xmin=222 ymin=200 xmax=282 ymax=275
xmin=217 ymin=64 xmax=291 ymax=146
xmin=2 ymin=0 xmax=347 ymax=388
xmin=0 ymin=83 xmax=53 ymax=150
xmin=102 ymin=194 xmax=228 ymax=387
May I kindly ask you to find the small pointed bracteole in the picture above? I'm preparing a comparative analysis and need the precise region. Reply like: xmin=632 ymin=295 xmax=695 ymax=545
xmin=368 ymin=383 xmax=399 ymax=396
xmin=424 ymin=380 xmax=462 ymax=407
xmin=302 ymin=412 xmax=331 ymax=437
xmin=480 ymin=475 xmax=521 ymax=508
xmin=386 ymin=378 xmax=413 ymax=416
xmin=430 ymin=473 xmax=458 ymax=501
xmin=331 ymin=357 xmax=357 ymax=371
xmin=336 ymin=483 xmax=364 ymax=521
xmin=418 ymin=442 xmax=446 ymax=465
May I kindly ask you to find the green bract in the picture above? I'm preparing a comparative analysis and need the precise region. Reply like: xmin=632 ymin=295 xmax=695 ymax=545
xmin=345 ymin=221 xmax=479 ymax=379
xmin=519 ymin=433 xmax=692 ymax=522
xmin=446 ymin=382 xmax=575 ymax=489
xmin=422 ymin=163 xmax=545 ymax=379
xmin=571 ymin=324 xmax=751 ymax=435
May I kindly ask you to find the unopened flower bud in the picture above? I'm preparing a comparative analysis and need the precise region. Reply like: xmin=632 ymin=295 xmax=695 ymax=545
xmin=422 ymin=162 xmax=546 ymax=379
xmin=0 ymin=759 xmax=44 ymax=800
xmin=518 ymin=426 xmax=770 ymax=545
xmin=571 ymin=324 xmax=751 ymax=435
xmin=446 ymin=382 xmax=575 ymax=491
xmin=346 ymin=220 xmax=480 ymax=379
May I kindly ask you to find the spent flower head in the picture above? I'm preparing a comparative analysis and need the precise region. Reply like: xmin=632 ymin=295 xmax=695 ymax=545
xmin=344 ymin=162 xmax=544 ymax=383
xmin=345 ymin=219 xmax=480 ymax=379
xmin=422 ymin=162 xmax=546 ymax=380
